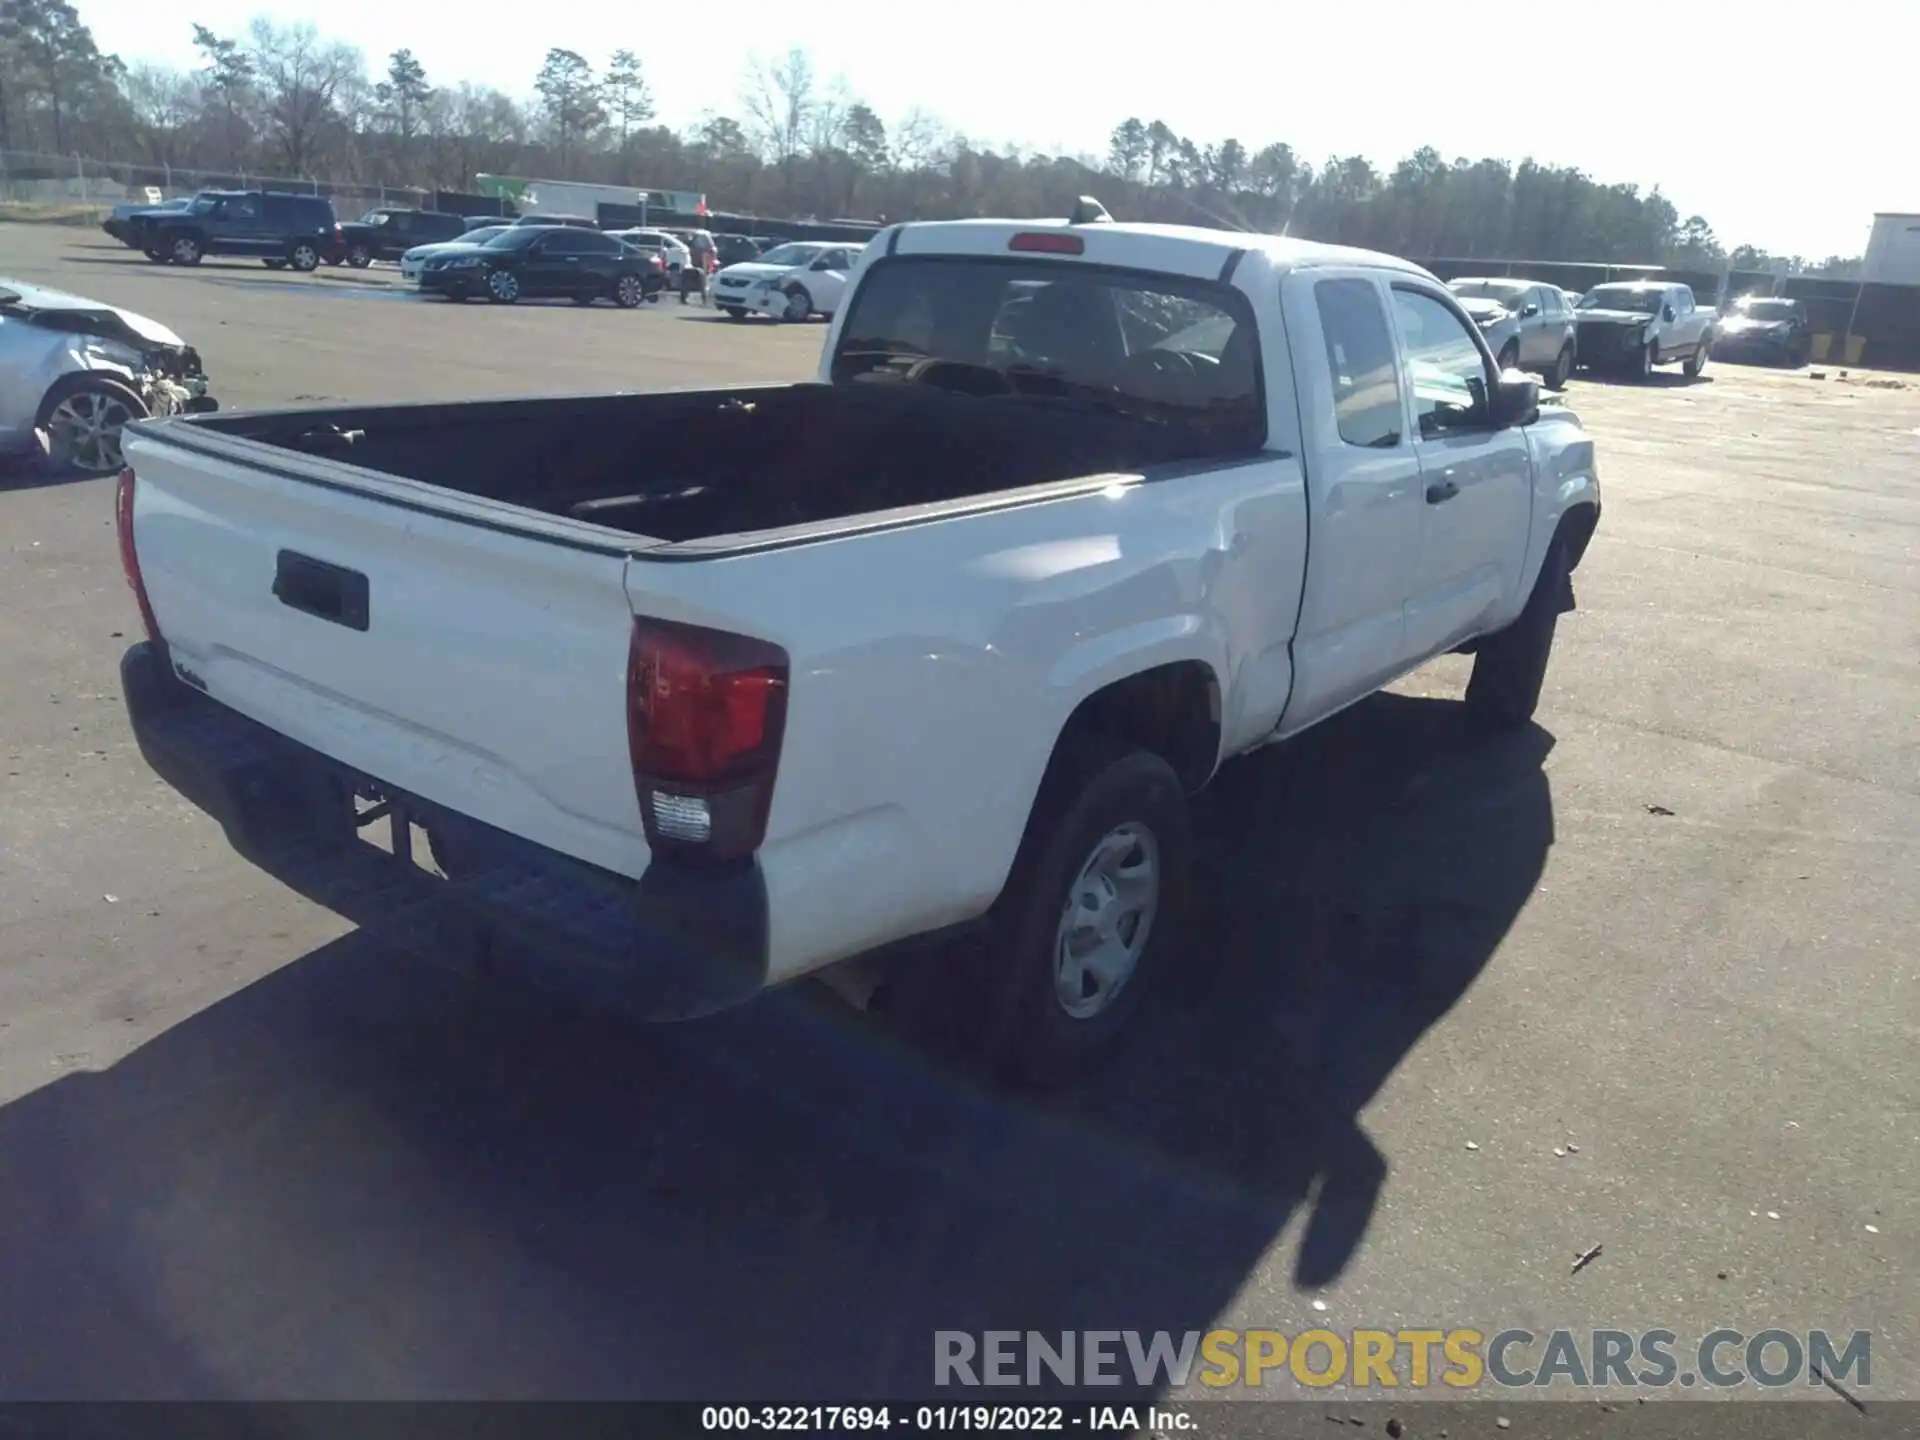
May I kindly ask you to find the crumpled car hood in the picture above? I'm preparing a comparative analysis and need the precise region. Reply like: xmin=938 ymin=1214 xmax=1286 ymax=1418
xmin=0 ymin=278 xmax=185 ymax=349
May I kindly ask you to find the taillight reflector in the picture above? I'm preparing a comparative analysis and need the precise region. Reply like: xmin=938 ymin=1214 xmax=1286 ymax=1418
xmin=115 ymin=468 xmax=160 ymax=644
xmin=1009 ymin=232 xmax=1085 ymax=255
xmin=627 ymin=617 xmax=789 ymax=862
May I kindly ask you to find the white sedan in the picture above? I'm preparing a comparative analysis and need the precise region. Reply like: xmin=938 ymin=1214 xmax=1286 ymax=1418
xmin=0 ymin=278 xmax=215 ymax=473
xmin=710 ymin=241 xmax=861 ymax=322
xmin=608 ymin=229 xmax=692 ymax=275
xmin=399 ymin=225 xmax=517 ymax=284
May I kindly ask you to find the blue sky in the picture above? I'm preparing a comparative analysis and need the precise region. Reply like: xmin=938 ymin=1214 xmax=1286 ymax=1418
xmin=82 ymin=0 xmax=1896 ymax=260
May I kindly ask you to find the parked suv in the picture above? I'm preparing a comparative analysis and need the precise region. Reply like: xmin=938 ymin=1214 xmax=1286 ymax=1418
xmin=336 ymin=208 xmax=470 ymax=268
xmin=135 ymin=191 xmax=339 ymax=271
xmin=1447 ymin=277 xmax=1578 ymax=389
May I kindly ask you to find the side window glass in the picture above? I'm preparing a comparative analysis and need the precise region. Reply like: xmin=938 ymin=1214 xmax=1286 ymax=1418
xmin=1313 ymin=278 xmax=1403 ymax=449
xmin=230 ymin=197 xmax=259 ymax=221
xmin=1391 ymin=288 xmax=1491 ymax=436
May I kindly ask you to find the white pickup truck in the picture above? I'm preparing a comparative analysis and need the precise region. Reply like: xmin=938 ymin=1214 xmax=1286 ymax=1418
xmin=1573 ymin=280 xmax=1717 ymax=381
xmin=115 ymin=207 xmax=1601 ymax=1076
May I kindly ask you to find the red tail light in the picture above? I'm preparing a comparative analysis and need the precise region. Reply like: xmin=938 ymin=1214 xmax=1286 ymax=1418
xmin=115 ymin=468 xmax=160 ymax=644
xmin=1009 ymin=232 xmax=1084 ymax=255
xmin=627 ymin=617 xmax=789 ymax=862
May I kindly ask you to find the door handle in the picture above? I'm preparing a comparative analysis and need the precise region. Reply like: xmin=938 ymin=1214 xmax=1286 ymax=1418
xmin=1426 ymin=479 xmax=1460 ymax=504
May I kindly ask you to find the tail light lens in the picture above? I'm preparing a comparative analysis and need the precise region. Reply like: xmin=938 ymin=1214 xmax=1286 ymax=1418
xmin=627 ymin=617 xmax=789 ymax=863
xmin=115 ymin=468 xmax=160 ymax=643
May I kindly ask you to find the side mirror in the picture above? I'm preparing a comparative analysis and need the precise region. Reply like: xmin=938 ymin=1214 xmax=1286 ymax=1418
xmin=1662 ymin=305 xmax=1675 ymax=322
xmin=1491 ymin=372 xmax=1539 ymax=429
xmin=1520 ymin=303 xmax=1540 ymax=318
xmin=811 ymin=257 xmax=834 ymax=271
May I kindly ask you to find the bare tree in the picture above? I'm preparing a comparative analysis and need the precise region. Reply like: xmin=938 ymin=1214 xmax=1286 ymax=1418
xmin=740 ymin=47 xmax=813 ymax=168
xmin=246 ymin=18 xmax=361 ymax=176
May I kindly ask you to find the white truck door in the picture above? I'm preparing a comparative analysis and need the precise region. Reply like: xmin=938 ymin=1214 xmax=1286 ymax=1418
xmin=1388 ymin=283 xmax=1534 ymax=660
xmin=1272 ymin=270 xmax=1424 ymax=733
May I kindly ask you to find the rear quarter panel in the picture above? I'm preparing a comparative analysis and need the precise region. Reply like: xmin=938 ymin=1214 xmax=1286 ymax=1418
xmin=631 ymin=460 xmax=1305 ymax=982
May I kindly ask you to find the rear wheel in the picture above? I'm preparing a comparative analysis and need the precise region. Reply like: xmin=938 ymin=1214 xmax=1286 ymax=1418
xmin=964 ymin=737 xmax=1191 ymax=1083
xmin=1466 ymin=536 xmax=1568 ymax=730
xmin=288 ymin=241 xmax=321 ymax=272
xmin=1546 ymin=342 xmax=1574 ymax=391
xmin=613 ymin=272 xmax=646 ymax=308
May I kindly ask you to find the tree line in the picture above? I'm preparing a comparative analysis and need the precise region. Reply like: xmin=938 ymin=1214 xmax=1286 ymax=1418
xmin=0 ymin=0 xmax=1861 ymax=273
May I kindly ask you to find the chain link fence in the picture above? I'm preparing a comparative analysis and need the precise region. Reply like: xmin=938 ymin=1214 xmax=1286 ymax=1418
xmin=0 ymin=150 xmax=428 ymax=219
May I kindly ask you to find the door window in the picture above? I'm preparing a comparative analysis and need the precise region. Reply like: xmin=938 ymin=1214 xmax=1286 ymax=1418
xmin=1390 ymin=288 xmax=1492 ymax=436
xmin=1314 ymin=278 xmax=1403 ymax=449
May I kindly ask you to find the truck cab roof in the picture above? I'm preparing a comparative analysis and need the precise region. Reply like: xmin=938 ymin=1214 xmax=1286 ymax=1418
xmin=888 ymin=218 xmax=1436 ymax=284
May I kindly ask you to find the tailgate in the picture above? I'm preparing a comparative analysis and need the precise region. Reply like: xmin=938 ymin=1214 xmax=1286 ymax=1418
xmin=124 ymin=427 xmax=651 ymax=877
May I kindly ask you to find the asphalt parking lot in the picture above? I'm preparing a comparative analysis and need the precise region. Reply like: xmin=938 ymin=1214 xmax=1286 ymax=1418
xmin=2 ymin=225 xmax=1916 ymax=1412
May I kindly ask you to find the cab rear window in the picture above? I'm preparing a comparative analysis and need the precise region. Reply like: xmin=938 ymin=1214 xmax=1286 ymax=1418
xmin=832 ymin=256 xmax=1264 ymax=448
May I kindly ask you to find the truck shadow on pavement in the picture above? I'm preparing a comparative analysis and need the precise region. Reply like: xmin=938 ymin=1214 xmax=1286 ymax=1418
xmin=0 ymin=691 xmax=1553 ymax=1401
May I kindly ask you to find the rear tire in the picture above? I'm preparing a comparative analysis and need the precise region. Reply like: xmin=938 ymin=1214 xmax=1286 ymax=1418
xmin=966 ymin=737 xmax=1191 ymax=1084
xmin=1546 ymin=342 xmax=1574 ymax=391
xmin=613 ymin=272 xmax=646 ymax=308
xmin=288 ymin=241 xmax=321 ymax=272
xmin=1466 ymin=535 xmax=1568 ymax=730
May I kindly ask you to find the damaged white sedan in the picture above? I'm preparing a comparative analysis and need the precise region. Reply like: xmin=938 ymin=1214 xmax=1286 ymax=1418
xmin=0 ymin=278 xmax=216 ymax=475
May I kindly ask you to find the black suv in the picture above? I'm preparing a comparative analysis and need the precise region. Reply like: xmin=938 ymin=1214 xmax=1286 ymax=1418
xmin=335 ymin=207 xmax=470 ymax=267
xmin=134 ymin=191 xmax=339 ymax=271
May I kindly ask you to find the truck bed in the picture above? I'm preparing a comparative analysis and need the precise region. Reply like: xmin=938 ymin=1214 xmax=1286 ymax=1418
xmin=180 ymin=381 xmax=1243 ymax=546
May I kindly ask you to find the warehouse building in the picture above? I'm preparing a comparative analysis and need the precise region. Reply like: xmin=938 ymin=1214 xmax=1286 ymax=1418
xmin=1863 ymin=212 xmax=1920 ymax=285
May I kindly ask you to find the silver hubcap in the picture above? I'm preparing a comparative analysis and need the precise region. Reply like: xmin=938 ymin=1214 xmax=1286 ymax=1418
xmin=492 ymin=272 xmax=516 ymax=298
xmin=785 ymin=290 xmax=808 ymax=321
xmin=173 ymin=239 xmax=196 ymax=262
xmin=48 ymin=390 xmax=135 ymax=473
xmin=1053 ymin=823 xmax=1160 ymax=1020
xmin=619 ymin=276 xmax=639 ymax=303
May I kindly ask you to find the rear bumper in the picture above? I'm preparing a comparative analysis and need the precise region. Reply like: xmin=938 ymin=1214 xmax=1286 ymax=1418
xmin=121 ymin=642 xmax=770 ymax=1021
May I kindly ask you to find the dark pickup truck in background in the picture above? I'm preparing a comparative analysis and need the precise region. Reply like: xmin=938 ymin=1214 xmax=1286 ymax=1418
xmin=336 ymin=208 xmax=472 ymax=267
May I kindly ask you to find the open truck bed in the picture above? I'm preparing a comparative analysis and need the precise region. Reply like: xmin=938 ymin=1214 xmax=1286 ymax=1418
xmin=169 ymin=380 xmax=1241 ymax=550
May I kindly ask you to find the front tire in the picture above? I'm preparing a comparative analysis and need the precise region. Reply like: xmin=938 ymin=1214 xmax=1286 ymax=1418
xmin=486 ymin=269 xmax=521 ymax=304
xmin=169 ymin=234 xmax=203 ymax=266
xmin=36 ymin=375 xmax=149 ymax=476
xmin=970 ymin=738 xmax=1191 ymax=1083
xmin=346 ymin=243 xmax=372 ymax=268
xmin=1497 ymin=340 xmax=1520 ymax=372
xmin=1466 ymin=536 xmax=1569 ymax=730
xmin=1683 ymin=338 xmax=1711 ymax=379
xmin=781 ymin=285 xmax=813 ymax=323
xmin=1546 ymin=342 xmax=1574 ymax=391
